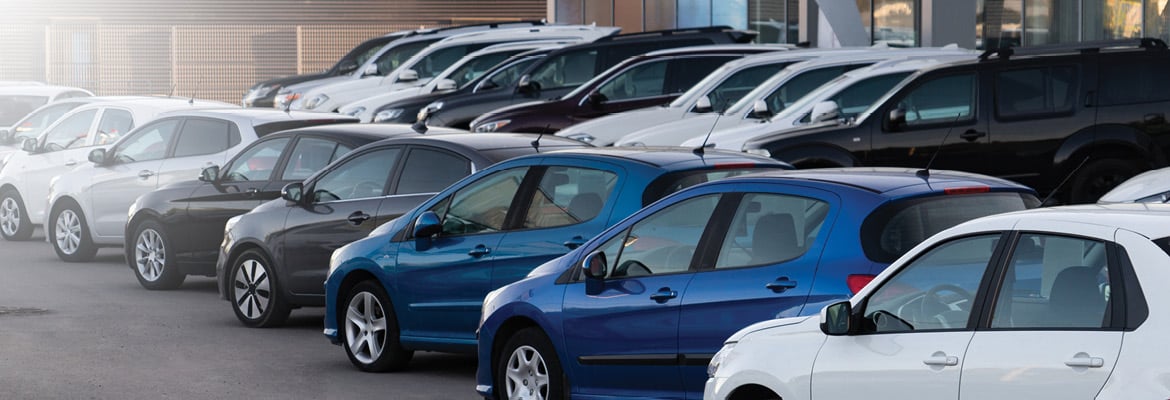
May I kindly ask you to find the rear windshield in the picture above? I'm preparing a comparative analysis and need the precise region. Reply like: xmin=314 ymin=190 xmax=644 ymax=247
xmin=255 ymin=119 xmax=354 ymax=137
xmin=0 ymin=95 xmax=50 ymax=126
xmin=642 ymin=168 xmax=778 ymax=206
xmin=861 ymin=192 xmax=1040 ymax=263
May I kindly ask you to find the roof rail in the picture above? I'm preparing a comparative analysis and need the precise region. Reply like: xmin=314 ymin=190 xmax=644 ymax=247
xmin=979 ymin=37 xmax=1168 ymax=61
xmin=596 ymin=25 xmax=737 ymax=41
xmin=426 ymin=20 xmax=546 ymax=33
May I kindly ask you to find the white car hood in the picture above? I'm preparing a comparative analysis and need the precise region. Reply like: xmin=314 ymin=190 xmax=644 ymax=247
xmin=726 ymin=316 xmax=814 ymax=343
xmin=555 ymin=106 xmax=686 ymax=146
xmin=337 ymin=86 xmax=427 ymax=122
xmin=296 ymin=76 xmax=408 ymax=112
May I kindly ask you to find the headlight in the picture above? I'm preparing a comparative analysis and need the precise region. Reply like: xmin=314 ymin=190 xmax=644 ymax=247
xmin=565 ymin=133 xmax=596 ymax=143
xmin=474 ymin=120 xmax=511 ymax=133
xmin=304 ymin=94 xmax=329 ymax=110
xmin=374 ymin=108 xmax=405 ymax=123
xmin=343 ymin=106 xmax=366 ymax=118
xmin=708 ymin=342 xmax=737 ymax=378
xmin=743 ymin=148 xmax=771 ymax=157
xmin=416 ymin=101 xmax=443 ymax=122
xmin=274 ymin=92 xmax=301 ymax=109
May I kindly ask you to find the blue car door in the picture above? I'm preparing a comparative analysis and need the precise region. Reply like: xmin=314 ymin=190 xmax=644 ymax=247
xmin=676 ymin=186 xmax=838 ymax=398
xmin=561 ymin=192 xmax=726 ymax=398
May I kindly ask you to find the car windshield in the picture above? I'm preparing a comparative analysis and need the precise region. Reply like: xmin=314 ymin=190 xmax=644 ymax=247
xmin=443 ymin=50 xmax=526 ymax=89
xmin=10 ymin=102 xmax=83 ymax=142
xmin=671 ymin=62 xmax=791 ymax=113
xmin=373 ymin=40 xmax=435 ymax=76
xmin=475 ymin=56 xmax=542 ymax=92
xmin=409 ymin=43 xmax=487 ymax=82
xmin=0 ymin=95 xmax=51 ymax=126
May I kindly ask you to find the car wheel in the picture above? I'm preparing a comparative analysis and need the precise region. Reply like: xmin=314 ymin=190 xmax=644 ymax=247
xmin=50 ymin=202 xmax=97 ymax=262
xmin=0 ymin=189 xmax=32 ymax=241
xmin=229 ymin=249 xmax=290 ymax=328
xmin=342 ymin=280 xmax=413 ymax=372
xmin=1070 ymin=158 xmax=1142 ymax=204
xmin=130 ymin=220 xmax=185 ymax=290
xmin=497 ymin=327 xmax=564 ymax=400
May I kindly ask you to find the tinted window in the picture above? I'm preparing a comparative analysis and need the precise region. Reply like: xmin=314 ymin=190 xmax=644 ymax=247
xmin=430 ymin=167 xmax=528 ymax=236
xmin=715 ymin=193 xmax=829 ymax=268
xmin=173 ymin=119 xmax=233 ymax=158
xmin=413 ymin=43 xmax=491 ymax=81
xmin=995 ymin=66 xmax=1077 ymax=118
xmin=374 ymin=40 xmax=435 ymax=76
xmin=830 ymin=72 xmax=913 ymax=119
xmin=530 ymin=49 xmax=599 ymax=91
xmin=703 ymin=63 xmax=789 ymax=112
xmin=312 ymin=147 xmax=400 ymax=202
xmin=764 ymin=65 xmax=856 ymax=114
xmin=596 ymin=194 xmax=721 ymax=278
xmin=224 ymin=137 xmax=290 ymax=182
xmin=1098 ymin=58 xmax=1170 ymax=106
xmin=396 ymin=147 xmax=471 ymax=194
xmin=95 ymin=109 xmax=134 ymax=145
xmin=114 ymin=119 xmax=181 ymax=163
xmin=894 ymin=73 xmax=977 ymax=126
xmin=664 ymin=56 xmax=737 ymax=94
xmin=281 ymin=137 xmax=348 ymax=181
xmin=597 ymin=60 xmax=668 ymax=101
xmin=11 ymin=102 xmax=81 ymax=142
xmin=476 ymin=57 xmax=540 ymax=92
xmin=523 ymin=166 xmax=618 ymax=229
xmin=42 ymin=109 xmax=97 ymax=151
xmin=447 ymin=50 xmax=525 ymax=89
xmin=990 ymin=234 xmax=1112 ymax=329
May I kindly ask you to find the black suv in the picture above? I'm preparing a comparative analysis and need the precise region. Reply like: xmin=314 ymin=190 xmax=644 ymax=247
xmin=743 ymin=38 xmax=1170 ymax=204
xmin=420 ymin=26 xmax=757 ymax=129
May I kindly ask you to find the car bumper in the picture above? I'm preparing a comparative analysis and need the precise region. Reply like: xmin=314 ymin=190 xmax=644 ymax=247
xmin=322 ymin=270 xmax=343 ymax=345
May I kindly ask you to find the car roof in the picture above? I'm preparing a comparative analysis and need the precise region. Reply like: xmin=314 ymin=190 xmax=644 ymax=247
xmin=726 ymin=167 xmax=1034 ymax=196
xmin=277 ymin=123 xmax=466 ymax=141
xmin=960 ymin=203 xmax=1170 ymax=239
xmin=539 ymin=146 xmax=787 ymax=170
xmin=430 ymin=25 xmax=619 ymax=46
xmin=0 ymin=85 xmax=92 ymax=96
xmin=642 ymin=43 xmax=790 ymax=57
xmin=155 ymin=108 xmax=357 ymax=126
xmin=471 ymin=40 xmax=582 ymax=55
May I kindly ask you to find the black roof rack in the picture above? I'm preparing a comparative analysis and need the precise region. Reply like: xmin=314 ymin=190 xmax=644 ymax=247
xmin=420 ymin=20 xmax=546 ymax=34
xmin=979 ymin=37 xmax=1168 ymax=61
xmin=596 ymin=25 xmax=740 ymax=41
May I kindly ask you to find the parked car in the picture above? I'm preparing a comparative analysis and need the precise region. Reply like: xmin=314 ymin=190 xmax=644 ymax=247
xmin=0 ymin=97 xmax=136 ymax=160
xmin=0 ymin=97 xmax=233 ymax=241
xmin=470 ymin=44 xmax=787 ymax=134
xmin=45 ymin=109 xmax=356 ymax=262
xmin=0 ymin=85 xmax=93 ymax=132
xmin=125 ymin=123 xmax=457 ymax=290
xmin=707 ymin=203 xmax=1168 ymax=399
xmin=1097 ymin=166 xmax=1170 ymax=203
xmin=323 ymin=147 xmax=789 ymax=372
xmin=743 ymin=38 xmax=1170 ymax=204
xmin=422 ymin=26 xmax=758 ymax=130
xmin=476 ymin=167 xmax=1039 ymax=399
xmin=337 ymin=40 xmax=579 ymax=123
xmin=218 ymin=133 xmax=588 ymax=328
xmin=294 ymin=25 xmax=618 ymax=113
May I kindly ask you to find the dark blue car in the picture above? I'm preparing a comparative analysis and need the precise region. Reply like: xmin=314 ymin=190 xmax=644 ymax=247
xmin=322 ymin=147 xmax=787 ymax=372
xmin=476 ymin=168 xmax=1040 ymax=400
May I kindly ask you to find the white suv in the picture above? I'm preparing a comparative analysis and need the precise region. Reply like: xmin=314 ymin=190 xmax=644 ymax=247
xmin=706 ymin=204 xmax=1168 ymax=400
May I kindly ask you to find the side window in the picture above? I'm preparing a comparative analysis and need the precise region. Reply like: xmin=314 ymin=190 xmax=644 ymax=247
xmin=764 ymin=65 xmax=853 ymax=114
xmin=664 ymin=56 xmax=736 ymax=94
xmin=95 ymin=109 xmax=134 ymax=145
xmin=173 ymin=119 xmax=232 ymax=158
xmin=530 ymin=49 xmax=599 ymax=91
xmin=311 ymin=147 xmax=400 ymax=203
xmin=395 ymin=147 xmax=471 ymax=195
xmin=430 ymin=167 xmax=528 ymax=236
xmin=829 ymin=72 xmax=913 ymax=118
xmin=990 ymin=234 xmax=1112 ymax=329
xmin=861 ymin=234 xmax=1000 ymax=333
xmin=223 ymin=137 xmax=290 ymax=182
xmin=523 ymin=166 xmax=619 ymax=229
xmin=893 ymin=73 xmax=977 ymax=126
xmin=596 ymin=194 xmax=721 ymax=278
xmin=42 ymin=109 xmax=97 ymax=151
xmin=715 ymin=193 xmax=830 ymax=269
xmin=597 ymin=60 xmax=668 ymax=102
xmin=995 ymin=66 xmax=1077 ymax=118
xmin=476 ymin=58 xmax=538 ymax=92
xmin=113 ymin=119 xmax=181 ymax=164
xmin=1098 ymin=57 xmax=1170 ymax=106
xmin=705 ymin=63 xmax=788 ymax=112
xmin=281 ymin=138 xmax=347 ymax=181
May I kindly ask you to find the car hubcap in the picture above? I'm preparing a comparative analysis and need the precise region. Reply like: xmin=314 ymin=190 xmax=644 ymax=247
xmin=233 ymin=259 xmax=270 ymax=320
xmin=134 ymin=229 xmax=165 ymax=281
xmin=1 ymin=197 xmax=20 ymax=236
xmin=505 ymin=345 xmax=549 ymax=400
xmin=345 ymin=291 xmax=387 ymax=364
xmin=54 ymin=209 xmax=81 ymax=254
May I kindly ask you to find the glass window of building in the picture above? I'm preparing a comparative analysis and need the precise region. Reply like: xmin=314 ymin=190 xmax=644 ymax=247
xmin=858 ymin=0 xmax=920 ymax=46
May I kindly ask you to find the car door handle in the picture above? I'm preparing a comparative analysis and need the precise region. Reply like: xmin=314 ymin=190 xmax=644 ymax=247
xmin=1064 ymin=353 xmax=1104 ymax=368
xmin=468 ymin=245 xmax=491 ymax=257
xmin=922 ymin=353 xmax=960 ymax=367
xmin=65 ymin=160 xmax=76 ymax=166
xmin=245 ymin=188 xmax=260 ymax=197
xmin=563 ymin=236 xmax=587 ymax=250
xmin=765 ymin=277 xmax=798 ymax=293
xmin=138 ymin=170 xmax=155 ymax=179
xmin=649 ymin=287 xmax=678 ymax=304
xmin=347 ymin=211 xmax=371 ymax=225
xmin=959 ymin=130 xmax=986 ymax=142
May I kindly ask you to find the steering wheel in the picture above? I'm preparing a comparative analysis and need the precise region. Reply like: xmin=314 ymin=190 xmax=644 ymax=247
xmin=347 ymin=181 xmax=382 ymax=198
xmin=613 ymin=260 xmax=652 ymax=277
xmin=919 ymin=284 xmax=973 ymax=328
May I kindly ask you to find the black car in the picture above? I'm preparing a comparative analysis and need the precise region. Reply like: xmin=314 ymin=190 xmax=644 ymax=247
xmin=421 ymin=26 xmax=757 ymax=129
xmin=216 ymin=133 xmax=588 ymax=327
xmin=743 ymin=38 xmax=1170 ymax=204
xmin=124 ymin=123 xmax=464 ymax=290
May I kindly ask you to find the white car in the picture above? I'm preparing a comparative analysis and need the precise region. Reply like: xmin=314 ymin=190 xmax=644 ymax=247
xmin=44 ymin=109 xmax=357 ymax=262
xmin=294 ymin=25 xmax=619 ymax=113
xmin=706 ymin=203 xmax=1170 ymax=400
xmin=1098 ymin=166 xmax=1170 ymax=204
xmin=337 ymin=40 xmax=579 ymax=122
xmin=0 ymin=85 xmax=93 ymax=132
xmin=0 ymin=97 xmax=130 ymax=161
xmin=0 ymin=97 xmax=232 ymax=241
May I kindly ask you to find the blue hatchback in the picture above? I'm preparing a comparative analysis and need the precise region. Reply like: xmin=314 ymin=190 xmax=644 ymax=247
xmin=476 ymin=168 xmax=1040 ymax=400
xmin=323 ymin=147 xmax=787 ymax=371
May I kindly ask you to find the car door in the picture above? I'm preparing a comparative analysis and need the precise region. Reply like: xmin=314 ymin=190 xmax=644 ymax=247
xmin=281 ymin=146 xmax=404 ymax=296
xmin=811 ymin=233 xmax=1004 ymax=399
xmin=394 ymin=166 xmax=531 ymax=340
xmin=959 ymin=229 xmax=1123 ymax=399
xmin=89 ymin=118 xmax=180 ymax=237
xmin=676 ymin=188 xmax=836 ymax=398
xmin=561 ymin=193 xmax=724 ymax=398
xmin=18 ymin=108 xmax=100 ymax=216
xmin=156 ymin=118 xmax=236 ymax=189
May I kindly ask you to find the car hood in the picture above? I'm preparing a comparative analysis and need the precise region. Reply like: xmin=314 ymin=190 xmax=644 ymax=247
xmin=726 ymin=316 xmax=814 ymax=343
xmin=555 ymin=106 xmax=686 ymax=146
xmin=1099 ymin=167 xmax=1170 ymax=203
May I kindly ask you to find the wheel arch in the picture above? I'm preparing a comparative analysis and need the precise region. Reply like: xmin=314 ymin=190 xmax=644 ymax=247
xmin=727 ymin=384 xmax=782 ymax=400
xmin=1048 ymin=139 xmax=1154 ymax=199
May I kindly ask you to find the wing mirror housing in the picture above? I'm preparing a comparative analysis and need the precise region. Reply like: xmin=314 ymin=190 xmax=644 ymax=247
xmin=517 ymin=74 xmax=538 ymax=96
xmin=281 ymin=182 xmax=304 ymax=203
xmin=749 ymin=99 xmax=772 ymax=119
xmin=819 ymin=301 xmax=854 ymax=336
xmin=434 ymin=79 xmax=457 ymax=92
xmin=199 ymin=165 xmax=220 ymax=183
xmin=582 ymin=250 xmax=608 ymax=279
xmin=87 ymin=148 xmax=107 ymax=165
xmin=21 ymin=137 xmax=38 ymax=153
xmin=887 ymin=107 xmax=908 ymax=131
xmin=337 ymin=59 xmax=359 ymax=75
xmin=361 ymin=64 xmax=379 ymax=77
xmin=413 ymin=211 xmax=442 ymax=238
xmin=587 ymin=92 xmax=607 ymax=109
xmin=810 ymin=100 xmax=842 ymax=123
xmin=693 ymin=95 xmax=714 ymax=113
xmin=398 ymin=69 xmax=419 ymax=83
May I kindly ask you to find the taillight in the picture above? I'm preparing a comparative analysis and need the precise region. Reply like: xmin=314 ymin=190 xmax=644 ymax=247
xmin=944 ymin=186 xmax=990 ymax=195
xmin=847 ymin=274 xmax=876 ymax=294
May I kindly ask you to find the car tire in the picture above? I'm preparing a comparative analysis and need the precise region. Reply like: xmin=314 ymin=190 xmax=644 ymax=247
xmin=342 ymin=280 xmax=413 ymax=372
xmin=1070 ymin=158 xmax=1142 ymax=204
xmin=130 ymin=220 xmax=185 ymax=290
xmin=0 ymin=189 xmax=32 ymax=241
xmin=496 ymin=327 xmax=565 ymax=400
xmin=229 ymin=249 xmax=290 ymax=328
xmin=50 ymin=202 xmax=97 ymax=262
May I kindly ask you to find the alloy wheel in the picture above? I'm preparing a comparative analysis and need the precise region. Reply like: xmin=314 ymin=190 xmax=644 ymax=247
xmin=504 ymin=345 xmax=549 ymax=400
xmin=345 ymin=291 xmax=388 ymax=365
xmin=0 ymin=197 xmax=20 ymax=237
xmin=134 ymin=228 xmax=166 ymax=282
xmin=54 ymin=209 xmax=82 ymax=255
xmin=233 ymin=259 xmax=271 ymax=320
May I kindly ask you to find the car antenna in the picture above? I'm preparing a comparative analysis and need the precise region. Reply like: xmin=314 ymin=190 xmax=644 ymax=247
xmin=1039 ymin=156 xmax=1090 ymax=206
xmin=916 ymin=114 xmax=964 ymax=179
xmin=282 ymin=96 xmax=293 ymax=115
xmin=531 ymin=126 xmax=549 ymax=152
xmin=693 ymin=101 xmax=728 ymax=156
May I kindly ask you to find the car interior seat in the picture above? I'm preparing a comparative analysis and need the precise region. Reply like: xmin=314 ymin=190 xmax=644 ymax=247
xmin=1047 ymin=266 xmax=1107 ymax=328
xmin=750 ymin=213 xmax=801 ymax=265
xmin=567 ymin=192 xmax=603 ymax=222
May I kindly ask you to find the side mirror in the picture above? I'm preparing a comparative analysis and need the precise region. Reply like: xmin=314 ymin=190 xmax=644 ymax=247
xmin=281 ymin=182 xmax=304 ymax=203
xmin=413 ymin=211 xmax=442 ymax=238
xmin=21 ymin=137 xmax=37 ymax=152
xmin=810 ymin=100 xmax=841 ymax=123
xmin=361 ymin=64 xmax=379 ymax=77
xmin=587 ymin=92 xmax=607 ymax=108
xmin=434 ymin=79 xmax=456 ymax=92
xmin=887 ymin=107 xmax=907 ymax=130
xmin=819 ymin=301 xmax=853 ymax=336
xmin=582 ymin=250 xmax=607 ymax=279
xmin=398 ymin=69 xmax=419 ymax=82
xmin=693 ymin=95 xmax=714 ymax=113
xmin=749 ymin=99 xmax=772 ymax=119
xmin=517 ymin=74 xmax=538 ymax=96
xmin=337 ymin=59 xmax=359 ymax=74
xmin=87 ymin=148 xmax=107 ymax=165
xmin=199 ymin=165 xmax=220 ymax=183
